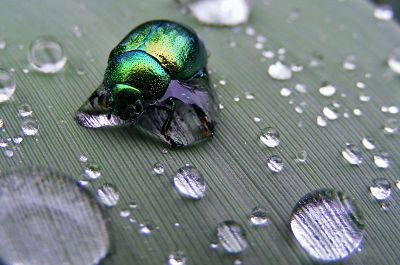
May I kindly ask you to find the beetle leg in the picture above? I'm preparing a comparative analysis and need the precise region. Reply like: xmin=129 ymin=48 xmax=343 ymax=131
xmin=192 ymin=105 xmax=213 ymax=138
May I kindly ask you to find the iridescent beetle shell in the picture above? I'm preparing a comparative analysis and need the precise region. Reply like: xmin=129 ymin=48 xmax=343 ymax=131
xmin=76 ymin=20 xmax=218 ymax=147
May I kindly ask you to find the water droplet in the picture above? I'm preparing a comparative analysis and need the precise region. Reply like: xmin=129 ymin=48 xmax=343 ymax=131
xmin=71 ymin=25 xmax=82 ymax=38
xmin=218 ymin=103 xmax=224 ymax=110
xmin=319 ymin=83 xmax=336 ymax=97
xmin=254 ymin=42 xmax=264 ymax=50
xmin=173 ymin=165 xmax=206 ymax=200
xmin=280 ymin=87 xmax=292 ymax=97
xmin=17 ymin=103 xmax=33 ymax=117
xmin=359 ymin=93 xmax=370 ymax=102
xmin=22 ymin=68 xmax=29 ymax=74
xmin=316 ymin=115 xmax=328 ymax=127
xmin=3 ymin=149 xmax=13 ymax=158
xmin=0 ymin=119 xmax=3 ymax=129
xmin=383 ymin=118 xmax=398 ymax=134
xmin=245 ymin=26 xmax=256 ymax=36
xmin=295 ymin=150 xmax=307 ymax=163
xmin=342 ymin=55 xmax=357 ymax=71
xmin=209 ymin=242 xmax=219 ymax=250
xmin=153 ymin=162 xmax=165 ymax=175
xmin=369 ymin=178 xmax=391 ymax=201
xmin=12 ymin=136 xmax=23 ymax=145
xmin=219 ymin=79 xmax=227 ymax=86
xmin=266 ymin=155 xmax=284 ymax=173
xmin=294 ymin=106 xmax=303 ymax=114
xmin=259 ymin=127 xmax=280 ymax=148
xmin=291 ymin=63 xmax=303 ymax=72
xmin=374 ymin=5 xmax=394 ymax=21
xmin=0 ymin=69 xmax=16 ymax=103
xmin=20 ymin=117 xmax=39 ymax=136
xmin=0 ymin=37 xmax=6 ymax=49
xmin=28 ymin=36 xmax=67 ymax=73
xmin=262 ymin=50 xmax=274 ymax=59
xmin=268 ymin=61 xmax=292 ymax=80
xmin=353 ymin=108 xmax=363 ymax=116
xmin=82 ymin=163 xmax=101 ymax=180
xmin=233 ymin=96 xmax=240 ymax=102
xmin=322 ymin=104 xmax=339 ymax=120
xmin=294 ymin=83 xmax=307 ymax=93
xmin=216 ymin=220 xmax=247 ymax=254
xmin=249 ymin=207 xmax=269 ymax=226
xmin=120 ymin=209 xmax=131 ymax=218
xmin=0 ymin=168 xmax=110 ymax=264
xmin=361 ymin=136 xmax=375 ymax=150
xmin=290 ymin=189 xmax=364 ymax=262
xmin=342 ymin=143 xmax=363 ymax=165
xmin=168 ymin=250 xmax=187 ymax=265
xmin=381 ymin=106 xmax=389 ymax=113
xmin=233 ymin=258 xmax=243 ymax=265
xmin=356 ymin=82 xmax=366 ymax=89
xmin=388 ymin=47 xmax=400 ymax=74
xmin=186 ymin=0 xmax=251 ymax=26
xmin=253 ymin=117 xmax=261 ymax=122
xmin=373 ymin=152 xmax=390 ymax=168
xmin=96 ymin=183 xmax=119 ymax=207
xmin=79 ymin=154 xmax=88 ymax=163
xmin=139 ymin=223 xmax=153 ymax=236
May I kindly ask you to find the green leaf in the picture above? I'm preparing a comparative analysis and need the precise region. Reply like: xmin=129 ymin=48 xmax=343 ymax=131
xmin=0 ymin=0 xmax=399 ymax=264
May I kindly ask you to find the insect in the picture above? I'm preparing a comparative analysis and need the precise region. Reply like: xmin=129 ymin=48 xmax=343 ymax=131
xmin=86 ymin=20 xmax=215 ymax=147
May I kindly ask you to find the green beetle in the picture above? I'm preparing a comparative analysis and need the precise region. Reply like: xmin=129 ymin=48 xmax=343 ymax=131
xmin=89 ymin=20 xmax=211 ymax=146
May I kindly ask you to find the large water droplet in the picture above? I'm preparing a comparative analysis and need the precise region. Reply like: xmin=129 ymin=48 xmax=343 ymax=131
xmin=0 ymin=168 xmax=110 ymax=264
xmin=168 ymin=250 xmax=187 ymax=265
xmin=268 ymin=61 xmax=292 ymax=80
xmin=290 ymin=189 xmax=364 ymax=262
xmin=173 ymin=165 xmax=206 ymax=200
xmin=266 ymin=155 xmax=284 ymax=173
xmin=388 ymin=47 xmax=400 ymax=74
xmin=28 ymin=36 xmax=67 ymax=73
xmin=322 ymin=104 xmax=339 ymax=120
xmin=361 ymin=136 xmax=375 ymax=150
xmin=20 ymin=117 xmax=39 ymax=136
xmin=82 ymin=163 xmax=101 ymax=180
xmin=182 ymin=0 xmax=251 ymax=26
xmin=374 ymin=5 xmax=394 ymax=21
xmin=259 ymin=127 xmax=280 ymax=148
xmin=0 ymin=69 xmax=16 ymax=103
xmin=216 ymin=220 xmax=247 ymax=254
xmin=342 ymin=143 xmax=363 ymax=165
xmin=96 ymin=183 xmax=119 ymax=207
xmin=249 ymin=207 xmax=269 ymax=227
xmin=319 ymin=83 xmax=336 ymax=97
xmin=373 ymin=152 xmax=390 ymax=168
xmin=369 ymin=178 xmax=391 ymax=201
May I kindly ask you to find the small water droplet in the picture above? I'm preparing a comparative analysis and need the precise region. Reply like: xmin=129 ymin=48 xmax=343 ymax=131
xmin=253 ymin=117 xmax=261 ymax=122
xmin=153 ymin=162 xmax=165 ymax=175
xmin=173 ymin=165 xmax=206 ymax=200
xmin=129 ymin=201 xmax=138 ymax=209
xmin=373 ymin=152 xmax=390 ymax=168
xmin=259 ymin=127 xmax=280 ymax=148
xmin=319 ymin=83 xmax=336 ymax=97
xmin=388 ymin=106 xmax=399 ymax=114
xmin=262 ymin=50 xmax=274 ymax=59
xmin=374 ymin=5 xmax=394 ymax=21
xmin=316 ymin=115 xmax=328 ymax=127
xmin=245 ymin=92 xmax=255 ymax=100
xmin=309 ymin=53 xmax=323 ymax=67
xmin=295 ymin=150 xmax=307 ymax=163
xmin=216 ymin=220 xmax=247 ymax=254
xmin=0 ymin=119 xmax=3 ymax=129
xmin=353 ymin=108 xmax=363 ymax=116
xmin=218 ymin=103 xmax=224 ymax=110
xmin=290 ymin=189 xmax=364 ymax=262
xmin=120 ymin=209 xmax=131 ymax=218
xmin=71 ymin=25 xmax=82 ymax=38
xmin=294 ymin=106 xmax=303 ymax=114
xmin=249 ymin=207 xmax=269 ymax=226
xmin=291 ymin=63 xmax=303 ymax=72
xmin=294 ymin=83 xmax=307 ymax=93
xmin=323 ymin=104 xmax=339 ymax=120
xmin=96 ymin=183 xmax=119 ymax=207
xmin=82 ymin=163 xmax=101 ymax=180
xmin=0 ymin=137 xmax=8 ymax=148
xmin=356 ymin=82 xmax=366 ymax=89
xmin=12 ymin=136 xmax=23 ymax=145
xmin=168 ymin=250 xmax=187 ymax=265
xmin=17 ymin=103 xmax=33 ymax=117
xmin=266 ymin=155 xmax=284 ymax=173
xmin=20 ymin=117 xmax=39 ymax=136
xmin=370 ymin=178 xmax=391 ymax=201
xmin=186 ymin=0 xmax=251 ymax=26
xmin=0 ymin=69 xmax=16 ymax=103
xmin=268 ymin=61 xmax=292 ymax=80
xmin=359 ymin=93 xmax=370 ymax=102
xmin=254 ymin=42 xmax=264 ymax=50
xmin=139 ymin=223 xmax=153 ymax=236
xmin=28 ymin=36 xmax=67 ymax=73
xmin=76 ymin=67 xmax=85 ymax=75
xmin=209 ymin=242 xmax=219 ymax=250
xmin=342 ymin=143 xmax=363 ymax=165
xmin=79 ymin=154 xmax=88 ymax=163
xmin=3 ymin=149 xmax=13 ymax=158
xmin=219 ymin=79 xmax=227 ymax=86
xmin=361 ymin=136 xmax=375 ymax=150
xmin=0 ymin=36 xmax=6 ymax=49
xmin=280 ymin=87 xmax=292 ymax=97
xmin=383 ymin=118 xmax=398 ymax=134
xmin=342 ymin=55 xmax=357 ymax=71
xmin=233 ymin=258 xmax=243 ymax=265
xmin=388 ymin=47 xmax=400 ymax=74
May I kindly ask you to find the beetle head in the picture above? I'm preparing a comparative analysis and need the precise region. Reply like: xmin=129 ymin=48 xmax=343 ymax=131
xmin=108 ymin=83 xmax=144 ymax=121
